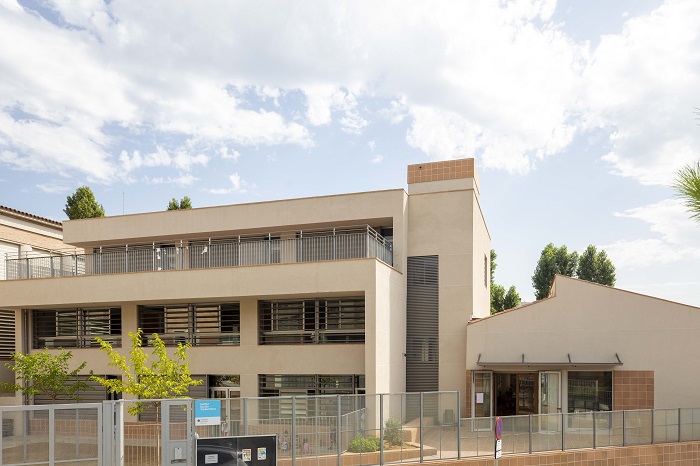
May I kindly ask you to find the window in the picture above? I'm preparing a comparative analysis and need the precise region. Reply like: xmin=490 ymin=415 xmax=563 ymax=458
xmin=567 ymin=371 xmax=613 ymax=413
xmin=484 ymin=254 xmax=488 ymax=288
xmin=32 ymin=308 xmax=121 ymax=349
xmin=259 ymin=298 xmax=364 ymax=345
xmin=258 ymin=374 xmax=364 ymax=418
xmin=137 ymin=302 xmax=240 ymax=346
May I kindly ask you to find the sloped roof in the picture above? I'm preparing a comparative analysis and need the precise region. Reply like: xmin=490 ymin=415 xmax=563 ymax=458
xmin=0 ymin=205 xmax=62 ymax=229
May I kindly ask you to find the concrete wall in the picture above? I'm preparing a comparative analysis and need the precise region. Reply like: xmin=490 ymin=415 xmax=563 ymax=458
xmin=466 ymin=275 xmax=700 ymax=409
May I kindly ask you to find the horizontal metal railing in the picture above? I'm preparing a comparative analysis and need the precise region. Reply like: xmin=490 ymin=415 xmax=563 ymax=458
xmin=3 ymin=227 xmax=393 ymax=280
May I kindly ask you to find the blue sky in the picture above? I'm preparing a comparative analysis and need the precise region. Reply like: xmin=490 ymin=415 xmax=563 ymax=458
xmin=2 ymin=0 xmax=700 ymax=306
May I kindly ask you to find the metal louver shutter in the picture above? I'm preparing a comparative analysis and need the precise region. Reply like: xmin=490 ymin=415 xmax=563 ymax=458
xmin=0 ymin=311 xmax=15 ymax=359
xmin=406 ymin=256 xmax=439 ymax=393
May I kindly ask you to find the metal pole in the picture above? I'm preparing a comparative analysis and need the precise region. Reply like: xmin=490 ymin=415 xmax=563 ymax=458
xmin=651 ymin=409 xmax=655 ymax=444
xmin=243 ymin=398 xmax=248 ymax=436
xmin=419 ymin=393 xmax=424 ymax=463
xmin=593 ymin=411 xmax=597 ymax=449
xmin=49 ymin=407 xmax=55 ymax=466
xmin=529 ymin=415 xmax=533 ymax=454
xmin=678 ymin=408 xmax=682 ymax=442
xmin=561 ymin=412 xmax=565 ymax=451
xmin=208 ymin=238 xmax=211 ymax=268
xmin=292 ymin=398 xmax=297 ymax=466
xmin=622 ymin=411 xmax=626 ymax=447
xmin=380 ymin=394 xmax=384 ymax=466
xmin=337 ymin=395 xmax=342 ymax=466
xmin=457 ymin=391 xmax=462 ymax=460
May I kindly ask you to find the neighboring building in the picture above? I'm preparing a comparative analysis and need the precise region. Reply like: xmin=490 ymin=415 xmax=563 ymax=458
xmin=0 ymin=205 xmax=67 ymax=405
xmin=466 ymin=274 xmax=700 ymax=419
xmin=0 ymin=159 xmax=491 ymax=410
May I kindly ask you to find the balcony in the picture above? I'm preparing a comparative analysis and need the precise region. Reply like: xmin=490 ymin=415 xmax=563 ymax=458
xmin=3 ymin=226 xmax=393 ymax=280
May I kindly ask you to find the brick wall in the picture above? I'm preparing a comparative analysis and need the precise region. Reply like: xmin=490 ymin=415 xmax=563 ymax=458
xmin=419 ymin=442 xmax=700 ymax=466
xmin=407 ymin=159 xmax=474 ymax=184
xmin=614 ymin=370 xmax=654 ymax=410
xmin=465 ymin=370 xmax=472 ymax=417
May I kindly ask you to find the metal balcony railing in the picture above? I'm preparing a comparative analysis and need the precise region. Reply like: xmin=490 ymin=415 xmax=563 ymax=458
xmin=3 ymin=226 xmax=393 ymax=280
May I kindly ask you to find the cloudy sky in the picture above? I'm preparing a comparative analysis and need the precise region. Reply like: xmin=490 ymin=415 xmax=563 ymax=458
xmin=2 ymin=0 xmax=700 ymax=306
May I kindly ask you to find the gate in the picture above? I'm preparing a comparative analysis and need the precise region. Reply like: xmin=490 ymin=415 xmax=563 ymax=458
xmin=102 ymin=398 xmax=194 ymax=466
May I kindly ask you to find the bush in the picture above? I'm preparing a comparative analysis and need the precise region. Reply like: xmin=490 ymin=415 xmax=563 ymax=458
xmin=384 ymin=418 xmax=403 ymax=446
xmin=347 ymin=436 xmax=380 ymax=453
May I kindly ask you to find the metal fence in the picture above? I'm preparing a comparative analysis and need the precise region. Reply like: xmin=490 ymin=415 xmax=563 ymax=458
xmin=460 ymin=408 xmax=700 ymax=458
xmin=0 ymin=402 xmax=102 ymax=466
xmin=3 ymin=227 xmax=393 ymax=280
xmin=4 ymin=397 xmax=700 ymax=466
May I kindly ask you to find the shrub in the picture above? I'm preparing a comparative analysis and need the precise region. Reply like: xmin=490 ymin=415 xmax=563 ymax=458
xmin=384 ymin=418 xmax=404 ymax=446
xmin=347 ymin=436 xmax=380 ymax=453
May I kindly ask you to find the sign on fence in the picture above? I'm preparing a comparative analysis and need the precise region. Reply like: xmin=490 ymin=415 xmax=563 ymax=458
xmin=195 ymin=399 xmax=222 ymax=426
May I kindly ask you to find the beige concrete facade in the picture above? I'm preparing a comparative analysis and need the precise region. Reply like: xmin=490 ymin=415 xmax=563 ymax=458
xmin=0 ymin=159 xmax=489 ymax=406
xmin=466 ymin=275 xmax=700 ymax=417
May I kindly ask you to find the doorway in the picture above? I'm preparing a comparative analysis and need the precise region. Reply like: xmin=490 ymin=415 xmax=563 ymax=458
xmin=494 ymin=373 xmax=538 ymax=416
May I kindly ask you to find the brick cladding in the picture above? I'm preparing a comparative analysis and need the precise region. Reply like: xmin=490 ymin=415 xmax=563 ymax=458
xmin=407 ymin=159 xmax=474 ymax=184
xmin=614 ymin=370 xmax=654 ymax=410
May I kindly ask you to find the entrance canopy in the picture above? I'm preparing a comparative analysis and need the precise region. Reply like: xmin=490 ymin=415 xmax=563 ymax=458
xmin=476 ymin=353 xmax=624 ymax=368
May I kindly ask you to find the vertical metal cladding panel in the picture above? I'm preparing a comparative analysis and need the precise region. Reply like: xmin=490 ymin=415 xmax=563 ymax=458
xmin=406 ymin=256 xmax=439 ymax=395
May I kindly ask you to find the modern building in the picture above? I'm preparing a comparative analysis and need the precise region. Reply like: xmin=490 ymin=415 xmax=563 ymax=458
xmin=0 ymin=159 xmax=491 ymax=411
xmin=466 ymin=274 xmax=700 ymax=420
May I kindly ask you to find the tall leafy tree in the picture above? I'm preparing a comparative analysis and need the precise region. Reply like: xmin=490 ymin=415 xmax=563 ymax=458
xmin=0 ymin=349 xmax=91 ymax=402
xmin=490 ymin=249 xmax=521 ymax=314
xmin=673 ymin=161 xmax=700 ymax=224
xmin=167 ymin=196 xmax=193 ymax=210
xmin=503 ymin=286 xmax=521 ymax=310
xmin=64 ymin=186 xmax=105 ymax=219
xmin=91 ymin=329 xmax=202 ymax=418
xmin=532 ymin=243 xmax=579 ymax=300
xmin=577 ymin=245 xmax=616 ymax=286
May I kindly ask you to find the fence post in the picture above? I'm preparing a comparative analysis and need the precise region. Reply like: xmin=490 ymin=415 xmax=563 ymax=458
xmin=457 ymin=391 xmax=462 ymax=460
xmin=292 ymin=397 xmax=297 ymax=466
xmin=125 ymin=245 xmax=129 ymax=273
xmin=593 ymin=412 xmax=597 ymax=449
xmin=622 ymin=411 xmax=626 ymax=447
xmin=337 ymin=395 xmax=342 ymax=466
xmin=678 ymin=408 xmax=682 ymax=442
xmin=48 ymin=406 xmax=55 ymax=466
xmin=243 ymin=398 xmax=248 ymax=436
xmin=529 ymin=415 xmax=533 ymax=454
xmin=380 ymin=394 xmax=384 ymax=466
xmin=420 ymin=393 xmax=424 ymax=463
xmin=561 ymin=412 xmax=565 ymax=451
xmin=651 ymin=409 xmax=655 ymax=444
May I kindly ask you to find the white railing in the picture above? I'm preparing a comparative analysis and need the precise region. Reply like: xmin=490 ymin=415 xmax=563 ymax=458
xmin=3 ymin=227 xmax=393 ymax=280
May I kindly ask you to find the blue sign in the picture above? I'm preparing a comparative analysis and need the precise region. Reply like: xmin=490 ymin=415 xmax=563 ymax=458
xmin=195 ymin=399 xmax=221 ymax=426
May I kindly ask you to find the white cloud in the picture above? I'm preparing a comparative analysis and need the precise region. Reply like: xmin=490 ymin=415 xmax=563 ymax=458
xmin=209 ymin=173 xmax=248 ymax=194
xmin=3 ymin=0 xmax=699 ymax=184
xmin=36 ymin=181 xmax=71 ymax=194
xmin=370 ymin=154 xmax=384 ymax=164
xmin=219 ymin=147 xmax=241 ymax=162
xmin=143 ymin=174 xmax=197 ymax=186
xmin=604 ymin=199 xmax=700 ymax=269
xmin=582 ymin=0 xmax=700 ymax=185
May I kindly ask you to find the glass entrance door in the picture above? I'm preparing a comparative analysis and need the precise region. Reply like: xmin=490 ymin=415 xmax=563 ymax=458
xmin=472 ymin=371 xmax=492 ymax=430
xmin=539 ymin=372 xmax=561 ymax=432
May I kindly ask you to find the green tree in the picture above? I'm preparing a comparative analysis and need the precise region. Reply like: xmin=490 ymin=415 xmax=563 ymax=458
xmin=0 ymin=349 xmax=91 ymax=402
xmin=503 ymin=286 xmax=521 ymax=310
xmin=91 ymin=329 xmax=202 ymax=418
xmin=167 ymin=196 xmax=193 ymax=210
xmin=64 ymin=186 xmax=105 ymax=220
xmin=532 ymin=243 xmax=579 ymax=300
xmin=490 ymin=249 xmax=521 ymax=314
xmin=490 ymin=283 xmax=505 ymax=314
xmin=577 ymin=245 xmax=616 ymax=286
xmin=673 ymin=161 xmax=700 ymax=224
